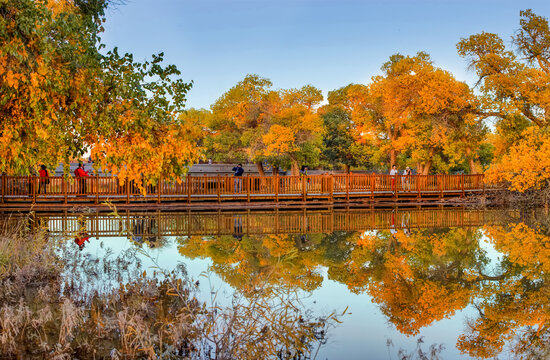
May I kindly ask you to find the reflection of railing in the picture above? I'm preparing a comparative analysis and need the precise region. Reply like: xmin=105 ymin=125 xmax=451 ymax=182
xmin=0 ymin=174 xmax=485 ymax=204
xmin=3 ymin=208 xmax=515 ymax=238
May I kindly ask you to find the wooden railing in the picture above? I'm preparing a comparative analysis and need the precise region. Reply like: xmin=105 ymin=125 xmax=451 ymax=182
xmin=0 ymin=173 xmax=485 ymax=204
xmin=2 ymin=208 xmax=516 ymax=238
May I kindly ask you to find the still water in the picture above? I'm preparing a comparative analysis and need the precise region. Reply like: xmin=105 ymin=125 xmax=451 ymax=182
xmin=2 ymin=207 xmax=548 ymax=359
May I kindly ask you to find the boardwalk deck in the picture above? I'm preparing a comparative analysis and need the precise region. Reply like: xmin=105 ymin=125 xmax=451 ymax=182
xmin=0 ymin=173 xmax=485 ymax=206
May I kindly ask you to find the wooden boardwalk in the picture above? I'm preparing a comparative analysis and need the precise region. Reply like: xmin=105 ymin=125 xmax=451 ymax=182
xmin=1 ymin=207 xmax=514 ymax=238
xmin=0 ymin=173 xmax=485 ymax=206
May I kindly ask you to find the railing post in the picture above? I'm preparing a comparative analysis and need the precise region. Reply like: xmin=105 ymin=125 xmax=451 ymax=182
xmin=482 ymin=174 xmax=485 ymax=196
xmin=461 ymin=175 xmax=465 ymax=197
xmin=157 ymin=176 xmax=162 ymax=204
xmin=63 ymin=176 xmax=67 ymax=204
xmin=125 ymin=178 xmax=129 ymax=204
xmin=32 ymin=175 xmax=37 ymax=204
xmin=346 ymin=173 xmax=350 ymax=201
xmin=95 ymin=173 xmax=99 ymax=204
xmin=302 ymin=175 xmax=306 ymax=202
xmin=329 ymin=174 xmax=334 ymax=202
xmin=275 ymin=173 xmax=279 ymax=203
xmin=217 ymin=175 xmax=221 ymax=203
xmin=438 ymin=175 xmax=442 ymax=199
xmin=371 ymin=174 xmax=375 ymax=200
xmin=247 ymin=175 xmax=250 ymax=203
xmin=417 ymin=175 xmax=421 ymax=200
xmin=395 ymin=175 xmax=398 ymax=201
xmin=187 ymin=174 xmax=191 ymax=204
xmin=1 ymin=174 xmax=4 ymax=203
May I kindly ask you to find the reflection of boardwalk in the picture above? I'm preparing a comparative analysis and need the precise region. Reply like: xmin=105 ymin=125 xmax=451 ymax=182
xmin=0 ymin=174 xmax=486 ymax=206
xmin=1 ymin=208 xmax=519 ymax=238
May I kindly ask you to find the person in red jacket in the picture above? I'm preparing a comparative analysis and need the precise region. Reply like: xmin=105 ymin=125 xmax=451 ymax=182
xmin=74 ymin=232 xmax=90 ymax=251
xmin=38 ymin=165 xmax=49 ymax=194
xmin=74 ymin=162 xmax=89 ymax=195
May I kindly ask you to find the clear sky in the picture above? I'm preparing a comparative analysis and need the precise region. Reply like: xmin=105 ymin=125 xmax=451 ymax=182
xmin=102 ymin=0 xmax=550 ymax=110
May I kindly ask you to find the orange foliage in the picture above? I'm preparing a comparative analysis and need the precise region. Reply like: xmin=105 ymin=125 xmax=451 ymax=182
xmin=347 ymin=53 xmax=484 ymax=173
xmin=458 ymin=10 xmax=550 ymax=190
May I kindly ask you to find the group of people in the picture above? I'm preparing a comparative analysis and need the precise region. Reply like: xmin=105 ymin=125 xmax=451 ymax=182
xmin=35 ymin=162 xmax=90 ymax=195
xmin=35 ymin=162 xmax=416 ymax=196
xmin=389 ymin=164 xmax=413 ymax=191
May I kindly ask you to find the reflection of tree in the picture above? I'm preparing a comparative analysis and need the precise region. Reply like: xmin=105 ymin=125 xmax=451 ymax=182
xmin=456 ymin=223 xmax=550 ymax=358
xmin=330 ymin=228 xmax=487 ymax=336
xmin=177 ymin=220 xmax=550 ymax=359
xmin=178 ymin=234 xmax=326 ymax=293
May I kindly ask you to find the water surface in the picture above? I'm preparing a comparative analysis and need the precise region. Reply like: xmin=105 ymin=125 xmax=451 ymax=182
xmin=2 ymin=207 xmax=547 ymax=359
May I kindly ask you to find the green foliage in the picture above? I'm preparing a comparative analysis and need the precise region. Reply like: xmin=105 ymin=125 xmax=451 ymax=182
xmin=320 ymin=106 xmax=369 ymax=170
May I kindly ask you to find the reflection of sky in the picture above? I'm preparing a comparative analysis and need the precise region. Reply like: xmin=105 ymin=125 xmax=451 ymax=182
xmin=64 ymin=230 xmax=504 ymax=359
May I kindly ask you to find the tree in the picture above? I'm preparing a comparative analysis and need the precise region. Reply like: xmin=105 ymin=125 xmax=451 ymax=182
xmin=0 ymin=0 xmax=201 ymax=187
xmin=320 ymin=86 xmax=370 ymax=172
xmin=348 ymin=53 xmax=486 ymax=174
xmin=457 ymin=9 xmax=550 ymax=190
xmin=208 ymin=74 xmax=275 ymax=174
xmin=261 ymin=85 xmax=325 ymax=175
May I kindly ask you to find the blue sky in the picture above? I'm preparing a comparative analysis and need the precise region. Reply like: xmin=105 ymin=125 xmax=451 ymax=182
xmin=102 ymin=0 xmax=550 ymax=109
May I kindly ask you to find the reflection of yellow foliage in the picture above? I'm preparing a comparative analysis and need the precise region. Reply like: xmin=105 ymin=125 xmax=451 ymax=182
xmin=485 ymin=223 xmax=550 ymax=274
xmin=370 ymin=277 xmax=471 ymax=336
xmin=454 ymin=222 xmax=550 ymax=358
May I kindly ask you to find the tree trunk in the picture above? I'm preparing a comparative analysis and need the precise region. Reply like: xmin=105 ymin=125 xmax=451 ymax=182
xmin=469 ymin=158 xmax=477 ymax=174
xmin=422 ymin=160 xmax=432 ymax=175
xmin=256 ymin=162 xmax=265 ymax=176
xmin=272 ymin=166 xmax=279 ymax=175
xmin=390 ymin=148 xmax=396 ymax=168
xmin=344 ymin=164 xmax=350 ymax=173
xmin=290 ymin=158 xmax=300 ymax=176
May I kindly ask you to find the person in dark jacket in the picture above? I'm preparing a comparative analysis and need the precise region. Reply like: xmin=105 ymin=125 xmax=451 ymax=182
xmin=232 ymin=164 xmax=244 ymax=192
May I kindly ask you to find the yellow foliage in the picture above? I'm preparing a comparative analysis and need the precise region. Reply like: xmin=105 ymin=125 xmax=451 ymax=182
xmin=485 ymin=127 xmax=550 ymax=191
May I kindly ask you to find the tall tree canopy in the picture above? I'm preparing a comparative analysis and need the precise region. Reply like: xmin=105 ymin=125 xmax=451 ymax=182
xmin=0 ymin=0 xmax=202 ymax=185
xmin=206 ymin=75 xmax=324 ymax=175
xmin=319 ymin=86 xmax=371 ymax=172
xmin=348 ymin=53 xmax=486 ymax=174
xmin=207 ymin=74 xmax=274 ymax=174
xmin=458 ymin=9 xmax=550 ymax=191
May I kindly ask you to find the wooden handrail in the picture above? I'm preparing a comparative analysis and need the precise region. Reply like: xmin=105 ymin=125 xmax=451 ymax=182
xmin=0 ymin=173 xmax=486 ymax=205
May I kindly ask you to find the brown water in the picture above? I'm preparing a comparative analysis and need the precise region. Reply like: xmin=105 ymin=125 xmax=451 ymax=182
xmin=2 ymin=207 xmax=548 ymax=359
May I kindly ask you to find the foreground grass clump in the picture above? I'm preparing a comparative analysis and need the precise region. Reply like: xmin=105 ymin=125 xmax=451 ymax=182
xmin=0 ymin=215 xmax=333 ymax=359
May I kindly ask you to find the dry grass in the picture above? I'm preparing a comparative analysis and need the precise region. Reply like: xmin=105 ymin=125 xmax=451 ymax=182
xmin=0 ymin=213 xmax=336 ymax=359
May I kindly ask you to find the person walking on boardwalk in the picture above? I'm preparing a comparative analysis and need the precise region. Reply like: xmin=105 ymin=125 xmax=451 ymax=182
xmin=232 ymin=163 xmax=244 ymax=192
xmin=38 ymin=165 xmax=49 ymax=194
xmin=402 ymin=166 xmax=412 ymax=191
xmin=74 ymin=162 xmax=89 ymax=195
xmin=300 ymin=165 xmax=310 ymax=190
xmin=390 ymin=164 xmax=398 ymax=192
